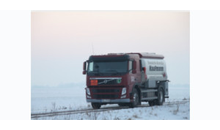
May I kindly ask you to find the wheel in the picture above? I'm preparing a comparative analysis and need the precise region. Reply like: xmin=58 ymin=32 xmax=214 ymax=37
xmin=129 ymin=88 xmax=139 ymax=108
xmin=156 ymin=87 xmax=164 ymax=105
xmin=91 ymin=103 xmax=101 ymax=109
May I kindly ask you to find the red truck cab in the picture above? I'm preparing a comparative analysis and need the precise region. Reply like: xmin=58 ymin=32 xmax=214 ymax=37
xmin=83 ymin=53 xmax=169 ymax=109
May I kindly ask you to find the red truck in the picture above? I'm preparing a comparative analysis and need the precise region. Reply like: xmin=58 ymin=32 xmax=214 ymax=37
xmin=83 ymin=52 xmax=169 ymax=109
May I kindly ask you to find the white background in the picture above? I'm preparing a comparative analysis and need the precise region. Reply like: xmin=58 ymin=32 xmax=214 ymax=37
xmin=0 ymin=10 xmax=31 ymax=120
xmin=191 ymin=11 xmax=220 ymax=120
xmin=1 ymin=0 xmax=220 ymax=129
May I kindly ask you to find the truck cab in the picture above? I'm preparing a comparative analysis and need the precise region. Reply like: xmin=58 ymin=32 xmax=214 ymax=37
xmin=83 ymin=53 xmax=169 ymax=109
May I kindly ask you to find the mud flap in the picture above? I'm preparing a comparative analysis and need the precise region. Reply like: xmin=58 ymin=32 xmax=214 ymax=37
xmin=161 ymin=81 xmax=169 ymax=98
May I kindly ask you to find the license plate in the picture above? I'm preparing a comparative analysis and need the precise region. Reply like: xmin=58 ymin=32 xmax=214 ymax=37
xmin=101 ymin=99 xmax=110 ymax=102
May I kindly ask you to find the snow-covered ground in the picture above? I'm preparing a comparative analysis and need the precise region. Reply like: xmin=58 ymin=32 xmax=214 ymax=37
xmin=31 ymin=87 xmax=87 ymax=113
xmin=31 ymin=85 xmax=190 ymax=120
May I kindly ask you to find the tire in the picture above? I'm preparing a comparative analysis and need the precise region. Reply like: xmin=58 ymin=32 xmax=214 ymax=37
xmin=91 ymin=103 xmax=101 ymax=109
xmin=129 ymin=88 xmax=139 ymax=108
xmin=156 ymin=87 xmax=164 ymax=105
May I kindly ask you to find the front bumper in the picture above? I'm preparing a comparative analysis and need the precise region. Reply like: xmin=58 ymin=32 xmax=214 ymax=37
xmin=86 ymin=98 xmax=130 ymax=103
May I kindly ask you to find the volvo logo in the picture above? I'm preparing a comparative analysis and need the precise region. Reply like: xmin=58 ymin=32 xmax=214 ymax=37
xmin=98 ymin=79 xmax=113 ymax=84
xmin=103 ymin=80 xmax=108 ymax=84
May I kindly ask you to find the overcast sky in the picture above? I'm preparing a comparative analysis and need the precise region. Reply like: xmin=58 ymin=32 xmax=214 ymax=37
xmin=31 ymin=11 xmax=189 ymax=86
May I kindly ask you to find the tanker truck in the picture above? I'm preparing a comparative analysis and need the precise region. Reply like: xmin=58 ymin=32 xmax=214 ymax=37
xmin=82 ymin=52 xmax=169 ymax=109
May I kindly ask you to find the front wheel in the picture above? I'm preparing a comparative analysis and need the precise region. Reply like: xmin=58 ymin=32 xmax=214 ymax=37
xmin=129 ymin=88 xmax=139 ymax=108
xmin=91 ymin=103 xmax=101 ymax=109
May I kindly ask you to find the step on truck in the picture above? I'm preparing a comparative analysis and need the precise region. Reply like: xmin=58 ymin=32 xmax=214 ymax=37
xmin=82 ymin=52 xmax=169 ymax=109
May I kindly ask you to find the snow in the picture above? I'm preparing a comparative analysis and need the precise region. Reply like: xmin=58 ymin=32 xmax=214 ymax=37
xmin=31 ymin=87 xmax=88 ymax=113
xmin=31 ymin=85 xmax=190 ymax=120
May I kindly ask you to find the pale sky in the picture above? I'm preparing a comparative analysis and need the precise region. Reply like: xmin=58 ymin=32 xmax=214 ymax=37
xmin=31 ymin=11 xmax=189 ymax=86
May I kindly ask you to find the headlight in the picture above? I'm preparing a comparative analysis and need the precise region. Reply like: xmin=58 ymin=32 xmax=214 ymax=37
xmin=86 ymin=88 xmax=91 ymax=95
xmin=121 ymin=87 xmax=126 ymax=95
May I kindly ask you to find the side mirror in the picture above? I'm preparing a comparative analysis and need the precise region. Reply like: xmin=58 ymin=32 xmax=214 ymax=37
xmin=82 ymin=61 xmax=87 ymax=75
xmin=132 ymin=60 xmax=136 ymax=74
xmin=83 ymin=70 xmax=86 ymax=75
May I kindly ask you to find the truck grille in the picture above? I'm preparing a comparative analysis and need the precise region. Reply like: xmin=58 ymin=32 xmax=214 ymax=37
xmin=93 ymin=94 xmax=119 ymax=99
xmin=92 ymin=89 xmax=120 ymax=93
xmin=90 ymin=88 xmax=121 ymax=99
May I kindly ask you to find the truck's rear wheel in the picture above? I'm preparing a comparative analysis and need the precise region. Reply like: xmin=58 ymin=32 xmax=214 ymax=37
xmin=156 ymin=88 xmax=164 ymax=105
xmin=91 ymin=103 xmax=101 ymax=109
xmin=129 ymin=88 xmax=139 ymax=108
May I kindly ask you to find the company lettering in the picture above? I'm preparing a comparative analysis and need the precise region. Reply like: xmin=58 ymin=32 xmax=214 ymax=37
xmin=149 ymin=66 xmax=164 ymax=71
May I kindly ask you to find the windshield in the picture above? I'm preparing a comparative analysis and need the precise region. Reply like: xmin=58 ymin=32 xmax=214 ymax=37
xmin=88 ymin=61 xmax=128 ymax=75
